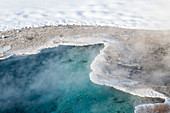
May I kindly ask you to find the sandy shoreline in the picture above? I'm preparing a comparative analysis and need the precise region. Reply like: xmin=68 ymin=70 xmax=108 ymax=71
xmin=0 ymin=25 xmax=170 ymax=112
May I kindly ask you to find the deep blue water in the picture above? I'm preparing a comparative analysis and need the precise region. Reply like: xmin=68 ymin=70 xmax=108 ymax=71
xmin=0 ymin=44 xmax=142 ymax=113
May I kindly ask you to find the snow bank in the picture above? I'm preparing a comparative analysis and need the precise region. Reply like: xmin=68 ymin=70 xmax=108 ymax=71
xmin=0 ymin=0 xmax=170 ymax=31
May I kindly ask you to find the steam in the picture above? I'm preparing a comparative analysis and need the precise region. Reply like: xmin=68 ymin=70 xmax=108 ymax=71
xmin=110 ymin=35 xmax=170 ymax=86
xmin=0 ymin=44 xmax=103 ymax=112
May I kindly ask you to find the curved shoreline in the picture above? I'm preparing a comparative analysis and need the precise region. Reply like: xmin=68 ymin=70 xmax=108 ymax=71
xmin=89 ymin=41 xmax=170 ymax=113
xmin=0 ymin=25 xmax=169 ymax=112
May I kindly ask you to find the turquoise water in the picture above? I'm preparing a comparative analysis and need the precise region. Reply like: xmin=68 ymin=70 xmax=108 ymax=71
xmin=0 ymin=44 xmax=142 ymax=113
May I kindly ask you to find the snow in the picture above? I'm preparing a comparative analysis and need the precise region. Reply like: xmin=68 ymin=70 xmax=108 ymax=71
xmin=0 ymin=0 xmax=170 ymax=31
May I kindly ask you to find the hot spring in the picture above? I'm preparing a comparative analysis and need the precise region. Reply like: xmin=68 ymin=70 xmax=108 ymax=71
xmin=0 ymin=44 xmax=157 ymax=113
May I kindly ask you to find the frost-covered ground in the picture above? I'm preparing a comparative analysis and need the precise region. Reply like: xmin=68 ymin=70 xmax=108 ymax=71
xmin=0 ymin=0 xmax=170 ymax=31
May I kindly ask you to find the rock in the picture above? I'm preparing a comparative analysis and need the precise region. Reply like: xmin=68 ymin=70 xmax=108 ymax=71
xmin=53 ymin=41 xmax=59 ymax=44
xmin=135 ymin=103 xmax=170 ymax=113
xmin=16 ymin=30 xmax=21 ymax=32
xmin=153 ymin=104 xmax=170 ymax=113
xmin=0 ymin=54 xmax=4 ymax=58
xmin=26 ymin=36 xmax=33 ymax=40
xmin=1 ymin=35 xmax=7 ymax=38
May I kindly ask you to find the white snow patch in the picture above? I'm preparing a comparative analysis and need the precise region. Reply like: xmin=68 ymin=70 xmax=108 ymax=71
xmin=0 ymin=0 xmax=170 ymax=31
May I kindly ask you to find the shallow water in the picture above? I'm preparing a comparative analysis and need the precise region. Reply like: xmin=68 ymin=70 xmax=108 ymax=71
xmin=0 ymin=44 xmax=144 ymax=113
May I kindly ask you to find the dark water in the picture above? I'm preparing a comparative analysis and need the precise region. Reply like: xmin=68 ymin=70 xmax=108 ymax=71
xmin=0 ymin=44 xmax=142 ymax=113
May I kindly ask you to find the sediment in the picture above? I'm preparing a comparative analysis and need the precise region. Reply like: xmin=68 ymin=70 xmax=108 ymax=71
xmin=0 ymin=25 xmax=170 ymax=112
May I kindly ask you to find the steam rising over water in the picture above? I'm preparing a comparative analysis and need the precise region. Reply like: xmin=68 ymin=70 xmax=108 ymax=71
xmin=0 ymin=44 xmax=143 ymax=113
